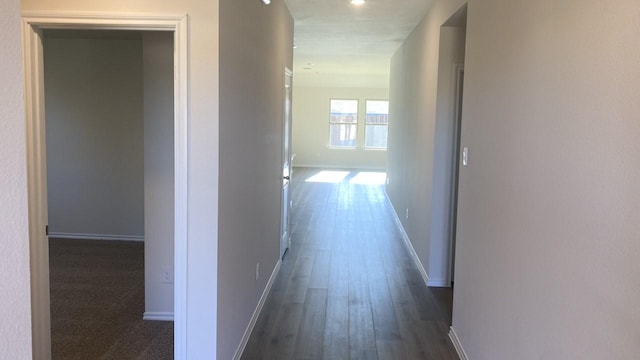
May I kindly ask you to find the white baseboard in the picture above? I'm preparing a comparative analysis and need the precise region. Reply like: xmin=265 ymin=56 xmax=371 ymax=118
xmin=49 ymin=232 xmax=144 ymax=242
xmin=385 ymin=196 xmax=430 ymax=287
xmin=233 ymin=259 xmax=282 ymax=360
xmin=143 ymin=311 xmax=174 ymax=321
xmin=449 ymin=327 xmax=469 ymax=360
xmin=427 ymin=278 xmax=449 ymax=287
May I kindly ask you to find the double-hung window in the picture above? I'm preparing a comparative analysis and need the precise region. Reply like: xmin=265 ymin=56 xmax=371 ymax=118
xmin=364 ymin=100 xmax=389 ymax=149
xmin=329 ymin=99 xmax=358 ymax=148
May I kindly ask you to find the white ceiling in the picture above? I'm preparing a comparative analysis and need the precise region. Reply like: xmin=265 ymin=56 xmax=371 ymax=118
xmin=285 ymin=0 xmax=434 ymax=88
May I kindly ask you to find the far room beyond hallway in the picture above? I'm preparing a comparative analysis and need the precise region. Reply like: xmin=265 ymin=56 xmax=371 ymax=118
xmin=241 ymin=168 xmax=456 ymax=359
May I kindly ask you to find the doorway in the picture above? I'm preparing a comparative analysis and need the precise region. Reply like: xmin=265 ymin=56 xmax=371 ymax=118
xmin=427 ymin=4 xmax=467 ymax=287
xmin=42 ymin=28 xmax=174 ymax=357
xmin=23 ymin=14 xmax=188 ymax=359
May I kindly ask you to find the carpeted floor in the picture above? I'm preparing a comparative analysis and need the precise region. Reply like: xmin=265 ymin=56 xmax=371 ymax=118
xmin=49 ymin=238 xmax=173 ymax=359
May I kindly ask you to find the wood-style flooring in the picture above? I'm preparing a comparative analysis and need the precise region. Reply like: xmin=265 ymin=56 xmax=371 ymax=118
xmin=242 ymin=168 xmax=457 ymax=360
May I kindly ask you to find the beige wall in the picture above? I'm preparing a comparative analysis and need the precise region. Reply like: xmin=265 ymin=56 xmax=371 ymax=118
xmin=292 ymin=86 xmax=388 ymax=170
xmin=44 ymin=33 xmax=145 ymax=240
xmin=0 ymin=0 xmax=33 ymax=358
xmin=390 ymin=0 xmax=640 ymax=358
xmin=218 ymin=0 xmax=293 ymax=358
xmin=22 ymin=0 xmax=220 ymax=356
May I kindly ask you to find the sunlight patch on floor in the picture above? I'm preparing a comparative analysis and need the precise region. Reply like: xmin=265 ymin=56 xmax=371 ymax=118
xmin=349 ymin=172 xmax=387 ymax=185
xmin=305 ymin=170 xmax=350 ymax=183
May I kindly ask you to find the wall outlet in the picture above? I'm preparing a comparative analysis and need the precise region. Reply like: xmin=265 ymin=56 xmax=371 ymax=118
xmin=255 ymin=262 xmax=260 ymax=281
xmin=405 ymin=208 xmax=409 ymax=219
xmin=386 ymin=177 xmax=390 ymax=185
xmin=162 ymin=269 xmax=173 ymax=284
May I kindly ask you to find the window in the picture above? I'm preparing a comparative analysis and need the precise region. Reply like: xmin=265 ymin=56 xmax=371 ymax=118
xmin=365 ymin=100 xmax=389 ymax=149
xmin=329 ymin=99 xmax=358 ymax=148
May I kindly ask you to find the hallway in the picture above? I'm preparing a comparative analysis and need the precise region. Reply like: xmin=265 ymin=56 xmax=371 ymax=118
xmin=242 ymin=168 xmax=457 ymax=359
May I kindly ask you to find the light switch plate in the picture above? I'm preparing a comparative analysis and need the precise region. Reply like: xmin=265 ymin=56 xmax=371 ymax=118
xmin=462 ymin=147 xmax=469 ymax=166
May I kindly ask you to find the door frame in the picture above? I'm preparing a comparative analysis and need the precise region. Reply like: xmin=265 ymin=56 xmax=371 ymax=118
xmin=22 ymin=12 xmax=189 ymax=360
xmin=280 ymin=67 xmax=293 ymax=259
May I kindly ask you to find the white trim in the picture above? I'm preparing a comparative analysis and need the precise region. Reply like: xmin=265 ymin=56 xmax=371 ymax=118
xmin=449 ymin=327 xmax=469 ymax=360
xmin=170 ymin=15 xmax=190 ymax=360
xmin=49 ymin=232 xmax=144 ymax=242
xmin=385 ymin=193 xmax=430 ymax=287
xmin=427 ymin=278 xmax=449 ymax=287
xmin=143 ymin=311 xmax=175 ymax=321
xmin=22 ymin=12 xmax=189 ymax=360
xmin=233 ymin=260 xmax=282 ymax=360
xmin=23 ymin=19 xmax=51 ymax=360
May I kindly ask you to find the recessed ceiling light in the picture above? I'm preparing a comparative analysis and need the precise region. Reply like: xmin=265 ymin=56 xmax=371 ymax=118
xmin=351 ymin=0 xmax=365 ymax=5
xmin=261 ymin=0 xmax=271 ymax=4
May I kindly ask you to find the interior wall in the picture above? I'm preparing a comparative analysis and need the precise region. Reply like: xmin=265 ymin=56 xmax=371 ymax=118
xmin=387 ymin=0 xmax=465 ymax=281
xmin=0 ymin=0 xmax=33 ymax=357
xmin=22 ymin=0 xmax=220 ymax=357
xmin=218 ymin=0 xmax=293 ymax=358
xmin=44 ymin=33 xmax=145 ymax=240
xmin=427 ymin=24 xmax=466 ymax=286
xmin=390 ymin=0 xmax=640 ymax=358
xmin=452 ymin=0 xmax=640 ymax=358
xmin=292 ymin=86 xmax=389 ymax=170
xmin=143 ymin=31 xmax=175 ymax=318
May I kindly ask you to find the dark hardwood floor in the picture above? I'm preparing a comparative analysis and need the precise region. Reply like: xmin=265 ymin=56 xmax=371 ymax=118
xmin=242 ymin=168 xmax=457 ymax=360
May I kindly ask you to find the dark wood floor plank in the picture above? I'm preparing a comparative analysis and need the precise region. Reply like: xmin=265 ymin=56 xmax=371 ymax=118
xmin=348 ymin=270 xmax=376 ymax=353
xmin=285 ymin=251 xmax=316 ymax=304
xmin=350 ymin=349 xmax=378 ymax=360
xmin=260 ymin=302 xmax=304 ymax=360
xmin=293 ymin=288 xmax=328 ymax=359
xmin=321 ymin=295 xmax=349 ymax=360
xmin=327 ymin=252 xmax=349 ymax=298
xmin=308 ymin=250 xmax=331 ymax=289
xmin=375 ymin=340 xmax=406 ymax=360
xmin=369 ymin=279 xmax=402 ymax=342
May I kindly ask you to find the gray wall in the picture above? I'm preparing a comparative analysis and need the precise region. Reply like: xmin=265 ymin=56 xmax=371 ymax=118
xmin=143 ymin=31 xmax=175 ymax=318
xmin=218 ymin=0 xmax=293 ymax=358
xmin=0 ymin=0 xmax=32 ymax=357
xmin=389 ymin=0 xmax=640 ymax=358
xmin=44 ymin=34 xmax=145 ymax=240
xmin=292 ymin=86 xmax=388 ymax=170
